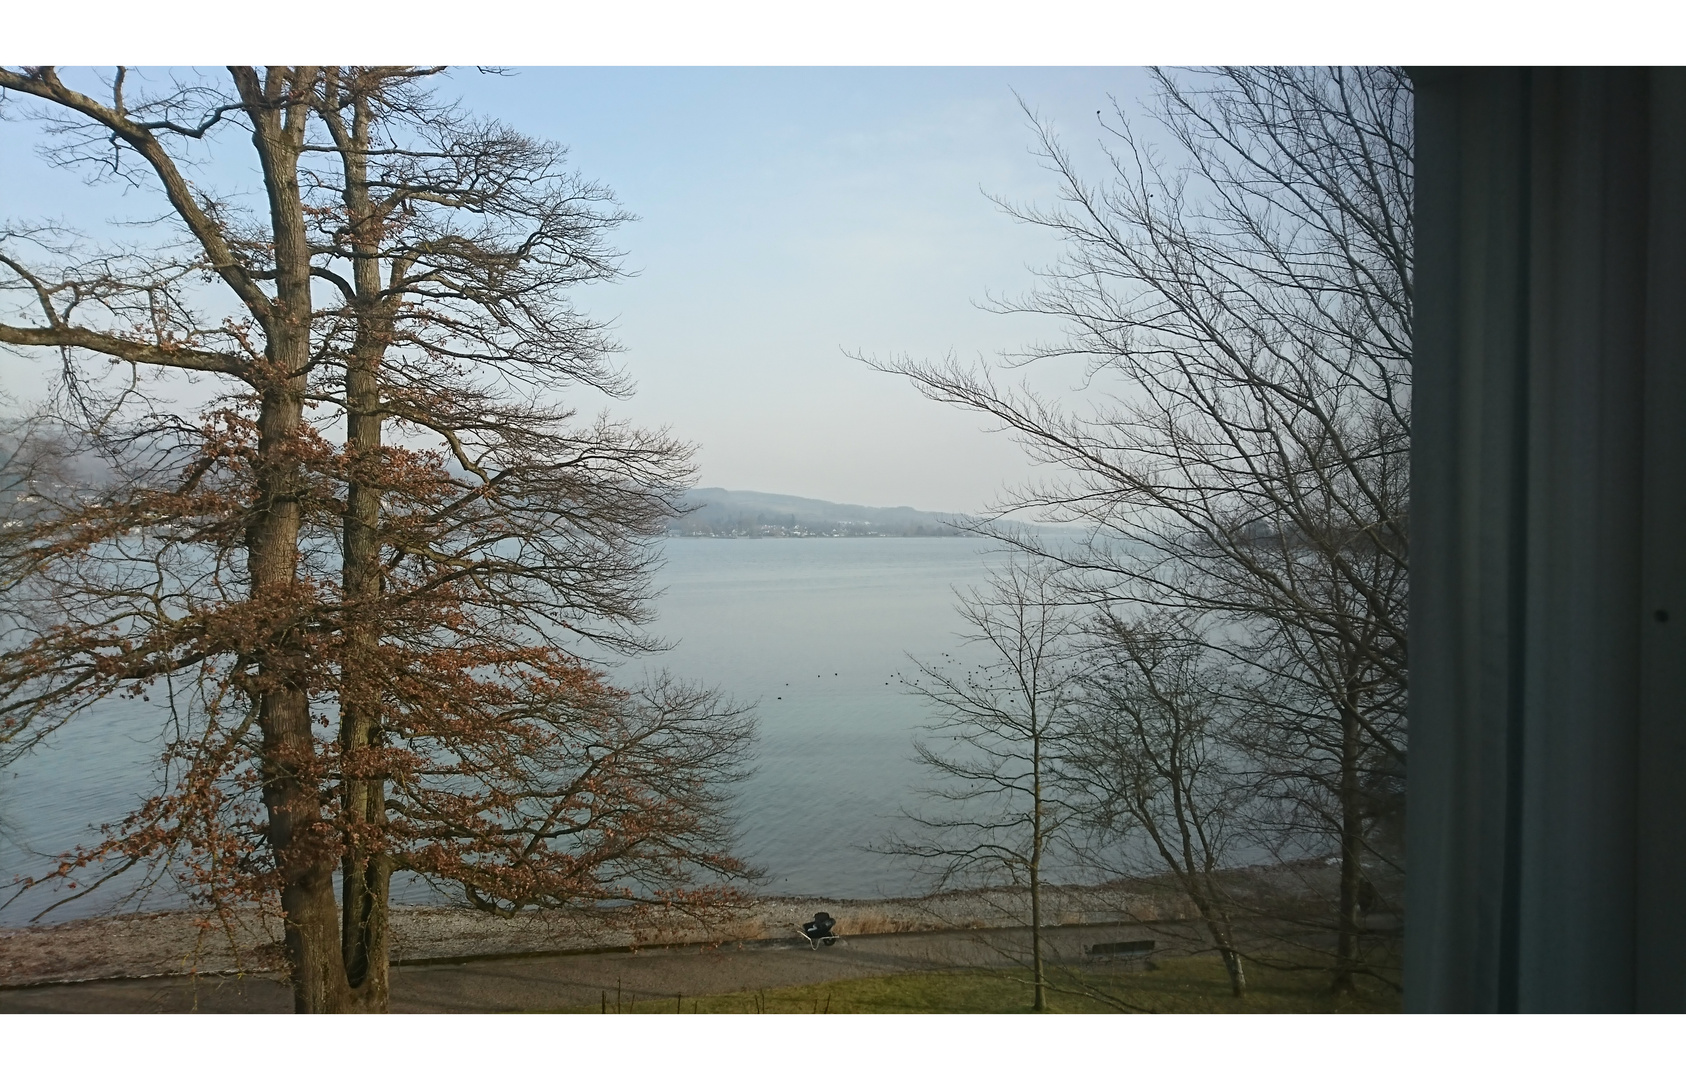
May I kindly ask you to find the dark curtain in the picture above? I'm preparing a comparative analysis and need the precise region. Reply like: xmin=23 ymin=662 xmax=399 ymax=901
xmin=1409 ymin=67 xmax=1686 ymax=1012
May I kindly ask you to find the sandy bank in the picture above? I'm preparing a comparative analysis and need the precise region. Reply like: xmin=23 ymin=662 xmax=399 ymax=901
xmin=1 ymin=881 xmax=1216 ymax=989
xmin=2 ymin=861 xmax=1352 ymax=989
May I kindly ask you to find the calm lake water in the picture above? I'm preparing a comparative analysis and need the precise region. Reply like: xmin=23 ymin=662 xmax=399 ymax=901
xmin=0 ymin=537 xmax=1018 ymax=924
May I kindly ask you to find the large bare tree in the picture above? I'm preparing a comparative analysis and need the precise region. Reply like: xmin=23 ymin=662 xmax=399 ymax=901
xmin=887 ymin=559 xmax=1080 ymax=1012
xmin=1066 ymin=611 xmax=1253 ymax=996
xmin=873 ymin=66 xmax=1410 ymax=993
xmin=0 ymin=67 xmax=755 ymax=1012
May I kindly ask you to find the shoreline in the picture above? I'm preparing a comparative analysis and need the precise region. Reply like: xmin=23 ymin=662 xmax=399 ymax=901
xmin=1 ymin=881 xmax=1206 ymax=990
xmin=0 ymin=863 xmax=1348 ymax=990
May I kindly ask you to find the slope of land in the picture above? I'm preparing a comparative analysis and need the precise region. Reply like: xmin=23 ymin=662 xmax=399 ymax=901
xmin=0 ymin=862 xmax=1370 ymax=989
xmin=0 ymin=883 xmax=1195 ymax=989
xmin=0 ymin=925 xmax=1398 ymax=1014
xmin=667 ymin=489 xmax=969 ymax=537
xmin=0 ymin=864 xmax=1400 ymax=1012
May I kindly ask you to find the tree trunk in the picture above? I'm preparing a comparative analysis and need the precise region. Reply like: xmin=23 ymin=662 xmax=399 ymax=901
xmin=1220 ymin=943 xmax=1247 ymax=997
xmin=1332 ymin=703 xmax=1364 ymax=995
xmin=1210 ymin=913 xmax=1247 ymax=997
xmin=334 ymin=87 xmax=394 ymax=1014
xmin=239 ymin=68 xmax=352 ymax=1014
xmin=336 ymin=356 xmax=392 ymax=1010
xmin=1187 ymin=880 xmax=1246 ymax=998
xmin=1031 ymin=731 xmax=1047 ymax=1013
xmin=1030 ymin=859 xmax=1046 ymax=1012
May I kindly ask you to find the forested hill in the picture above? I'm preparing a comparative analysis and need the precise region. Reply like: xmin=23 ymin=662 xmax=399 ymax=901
xmin=668 ymin=488 xmax=969 ymax=537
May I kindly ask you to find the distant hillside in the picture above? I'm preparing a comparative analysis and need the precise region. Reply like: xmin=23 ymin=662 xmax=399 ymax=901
xmin=668 ymin=488 xmax=969 ymax=538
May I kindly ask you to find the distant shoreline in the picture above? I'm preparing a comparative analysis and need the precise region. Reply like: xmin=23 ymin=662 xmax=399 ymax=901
xmin=668 ymin=487 xmax=971 ymax=539
xmin=663 ymin=531 xmax=973 ymax=539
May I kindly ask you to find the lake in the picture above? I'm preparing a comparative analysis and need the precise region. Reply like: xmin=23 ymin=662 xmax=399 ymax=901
xmin=0 ymin=536 xmax=1022 ymax=923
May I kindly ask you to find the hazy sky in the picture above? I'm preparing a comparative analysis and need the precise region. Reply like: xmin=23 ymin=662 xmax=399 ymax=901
xmin=1 ymin=67 xmax=1161 ymax=512
xmin=462 ymin=68 xmax=1165 ymax=512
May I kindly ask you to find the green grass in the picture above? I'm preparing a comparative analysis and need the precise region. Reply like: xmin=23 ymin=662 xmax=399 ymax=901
xmin=594 ymin=955 xmax=1401 ymax=1014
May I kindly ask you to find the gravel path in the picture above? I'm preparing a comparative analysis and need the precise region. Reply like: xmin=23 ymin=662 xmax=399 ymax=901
xmin=0 ymin=920 xmax=1199 ymax=1013
xmin=0 ymin=882 xmax=1204 ymax=988
xmin=0 ymin=864 xmax=1348 ymax=1012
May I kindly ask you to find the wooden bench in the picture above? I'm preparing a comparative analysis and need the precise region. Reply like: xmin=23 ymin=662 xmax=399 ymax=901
xmin=1086 ymin=939 xmax=1155 ymax=961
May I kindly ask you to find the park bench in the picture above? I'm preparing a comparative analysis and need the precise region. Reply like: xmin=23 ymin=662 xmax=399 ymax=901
xmin=1086 ymin=939 xmax=1155 ymax=962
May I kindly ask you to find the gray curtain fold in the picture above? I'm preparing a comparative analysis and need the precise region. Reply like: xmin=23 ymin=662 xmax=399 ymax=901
xmin=1408 ymin=67 xmax=1686 ymax=1012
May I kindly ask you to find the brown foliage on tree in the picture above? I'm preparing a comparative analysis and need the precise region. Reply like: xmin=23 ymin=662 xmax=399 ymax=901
xmin=0 ymin=67 xmax=755 ymax=1013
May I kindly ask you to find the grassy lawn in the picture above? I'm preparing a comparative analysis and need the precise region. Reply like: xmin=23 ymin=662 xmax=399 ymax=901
xmin=597 ymin=955 xmax=1401 ymax=1014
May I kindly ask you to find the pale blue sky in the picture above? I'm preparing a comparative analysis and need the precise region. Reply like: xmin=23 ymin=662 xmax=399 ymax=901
xmin=2 ymin=67 xmax=1159 ymax=512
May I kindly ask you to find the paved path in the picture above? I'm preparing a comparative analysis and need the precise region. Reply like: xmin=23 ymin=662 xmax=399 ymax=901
xmin=0 ymin=921 xmax=1188 ymax=1013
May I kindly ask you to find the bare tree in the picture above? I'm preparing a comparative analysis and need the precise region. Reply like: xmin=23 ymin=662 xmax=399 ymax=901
xmin=0 ymin=67 xmax=756 ymax=1012
xmin=294 ymin=67 xmax=732 ymax=1010
xmin=887 ymin=560 xmax=1079 ymax=1012
xmin=871 ymin=66 xmax=1410 ymax=993
xmin=1066 ymin=611 xmax=1252 ymax=996
xmin=0 ymin=74 xmax=347 ymax=1003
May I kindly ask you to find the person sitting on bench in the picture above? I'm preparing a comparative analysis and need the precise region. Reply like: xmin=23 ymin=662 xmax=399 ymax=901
xmin=800 ymin=911 xmax=838 ymax=948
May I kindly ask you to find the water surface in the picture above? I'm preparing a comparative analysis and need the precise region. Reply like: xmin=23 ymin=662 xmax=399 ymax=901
xmin=645 ymin=537 xmax=1009 ymax=897
xmin=0 ymin=537 xmax=1013 ymax=923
